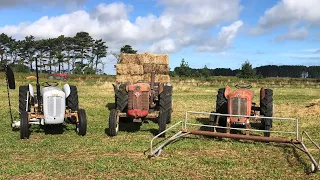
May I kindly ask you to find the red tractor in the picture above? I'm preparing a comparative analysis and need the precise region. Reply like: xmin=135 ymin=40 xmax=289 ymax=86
xmin=211 ymin=85 xmax=273 ymax=137
xmin=108 ymin=72 xmax=172 ymax=137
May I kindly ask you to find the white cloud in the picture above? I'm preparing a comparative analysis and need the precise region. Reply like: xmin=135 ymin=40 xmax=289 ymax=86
xmin=197 ymin=21 xmax=243 ymax=52
xmin=251 ymin=0 xmax=320 ymax=35
xmin=0 ymin=1 xmax=242 ymax=53
xmin=160 ymin=0 xmax=241 ymax=28
xmin=147 ymin=39 xmax=177 ymax=53
xmin=274 ymin=27 xmax=309 ymax=41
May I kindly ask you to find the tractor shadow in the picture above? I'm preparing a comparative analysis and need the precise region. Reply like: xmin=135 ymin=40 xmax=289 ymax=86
xmin=106 ymin=103 xmax=115 ymax=110
xmin=105 ymin=117 xmax=142 ymax=136
xmin=34 ymin=124 xmax=67 ymax=135
xmin=280 ymin=144 xmax=311 ymax=174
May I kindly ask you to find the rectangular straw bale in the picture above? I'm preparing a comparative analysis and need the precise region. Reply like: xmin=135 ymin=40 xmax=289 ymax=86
xmin=141 ymin=53 xmax=169 ymax=64
xmin=116 ymin=64 xmax=143 ymax=75
xmin=119 ymin=53 xmax=143 ymax=65
xmin=143 ymin=64 xmax=169 ymax=75
xmin=116 ymin=75 xmax=143 ymax=83
xmin=143 ymin=74 xmax=170 ymax=83
xmin=157 ymin=75 xmax=170 ymax=83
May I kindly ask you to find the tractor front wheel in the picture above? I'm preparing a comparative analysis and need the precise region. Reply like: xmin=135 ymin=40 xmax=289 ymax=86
xmin=108 ymin=109 xmax=119 ymax=136
xmin=76 ymin=109 xmax=87 ymax=136
xmin=20 ymin=111 xmax=30 ymax=139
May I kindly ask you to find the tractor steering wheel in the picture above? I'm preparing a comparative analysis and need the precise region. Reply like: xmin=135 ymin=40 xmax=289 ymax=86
xmin=235 ymin=84 xmax=252 ymax=89
xmin=42 ymin=82 xmax=59 ymax=87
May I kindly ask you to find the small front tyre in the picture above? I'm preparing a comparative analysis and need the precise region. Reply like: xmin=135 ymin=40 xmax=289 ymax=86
xmin=76 ymin=109 xmax=87 ymax=136
xmin=108 ymin=109 xmax=119 ymax=136
xmin=20 ymin=111 xmax=30 ymax=139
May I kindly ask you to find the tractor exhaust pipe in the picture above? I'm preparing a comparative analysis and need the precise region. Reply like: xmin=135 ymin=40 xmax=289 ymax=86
xmin=35 ymin=57 xmax=41 ymax=109
xmin=149 ymin=71 xmax=156 ymax=108
xmin=150 ymin=71 xmax=155 ymax=90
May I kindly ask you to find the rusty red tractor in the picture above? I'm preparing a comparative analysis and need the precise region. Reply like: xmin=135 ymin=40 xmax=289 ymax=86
xmin=210 ymin=84 xmax=273 ymax=137
xmin=108 ymin=72 xmax=172 ymax=137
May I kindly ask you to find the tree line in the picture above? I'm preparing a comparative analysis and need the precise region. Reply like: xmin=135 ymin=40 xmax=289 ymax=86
xmin=0 ymin=32 xmax=138 ymax=74
xmin=173 ymin=59 xmax=320 ymax=78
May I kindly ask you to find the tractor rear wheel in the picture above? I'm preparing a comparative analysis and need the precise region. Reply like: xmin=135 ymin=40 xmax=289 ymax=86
xmin=108 ymin=109 xmax=119 ymax=136
xmin=216 ymin=88 xmax=228 ymax=114
xmin=260 ymin=89 xmax=273 ymax=137
xmin=20 ymin=111 xmax=30 ymax=139
xmin=215 ymin=88 xmax=228 ymax=131
xmin=19 ymin=86 xmax=29 ymax=113
xmin=67 ymin=85 xmax=79 ymax=111
xmin=115 ymin=84 xmax=128 ymax=112
xmin=158 ymin=85 xmax=173 ymax=137
xmin=76 ymin=109 xmax=87 ymax=136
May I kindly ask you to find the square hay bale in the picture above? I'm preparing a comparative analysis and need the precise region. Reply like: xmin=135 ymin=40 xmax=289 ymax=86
xmin=116 ymin=75 xmax=143 ymax=83
xmin=141 ymin=53 xmax=169 ymax=64
xmin=143 ymin=64 xmax=169 ymax=75
xmin=120 ymin=53 xmax=143 ymax=65
xmin=116 ymin=64 xmax=143 ymax=75
xmin=143 ymin=74 xmax=170 ymax=83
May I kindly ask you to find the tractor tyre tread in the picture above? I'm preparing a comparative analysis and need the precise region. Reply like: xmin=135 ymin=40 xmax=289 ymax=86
xmin=77 ymin=109 xmax=87 ymax=136
xmin=20 ymin=111 xmax=30 ymax=139
xmin=67 ymin=85 xmax=79 ymax=111
xmin=158 ymin=85 xmax=173 ymax=137
xmin=19 ymin=86 xmax=29 ymax=114
xmin=115 ymin=84 xmax=128 ymax=112
xmin=109 ymin=109 xmax=118 ymax=137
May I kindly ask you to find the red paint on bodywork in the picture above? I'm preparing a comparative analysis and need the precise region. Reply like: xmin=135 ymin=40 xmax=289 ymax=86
xmin=226 ymin=88 xmax=254 ymax=124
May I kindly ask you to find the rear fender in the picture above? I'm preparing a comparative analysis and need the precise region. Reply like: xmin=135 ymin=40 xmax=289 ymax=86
xmin=28 ymin=84 xmax=34 ymax=97
xmin=224 ymin=85 xmax=231 ymax=98
xmin=62 ymin=84 xmax=71 ymax=98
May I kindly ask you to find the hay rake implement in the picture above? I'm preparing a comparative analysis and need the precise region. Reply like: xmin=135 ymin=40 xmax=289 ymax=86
xmin=148 ymin=111 xmax=320 ymax=173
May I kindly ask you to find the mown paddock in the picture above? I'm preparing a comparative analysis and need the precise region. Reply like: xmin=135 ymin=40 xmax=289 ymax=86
xmin=0 ymin=73 xmax=319 ymax=179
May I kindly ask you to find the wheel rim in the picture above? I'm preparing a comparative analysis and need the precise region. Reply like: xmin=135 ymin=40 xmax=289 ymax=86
xmin=76 ymin=123 xmax=79 ymax=133
xmin=115 ymin=111 xmax=119 ymax=133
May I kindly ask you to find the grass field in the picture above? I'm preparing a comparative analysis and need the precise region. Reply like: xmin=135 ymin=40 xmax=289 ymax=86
xmin=0 ymin=73 xmax=319 ymax=179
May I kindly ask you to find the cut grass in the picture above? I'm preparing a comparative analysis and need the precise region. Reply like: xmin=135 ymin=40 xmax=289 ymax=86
xmin=0 ymin=74 xmax=319 ymax=179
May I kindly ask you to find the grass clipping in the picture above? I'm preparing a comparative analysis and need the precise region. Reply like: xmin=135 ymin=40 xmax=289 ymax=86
xmin=116 ymin=53 xmax=170 ymax=83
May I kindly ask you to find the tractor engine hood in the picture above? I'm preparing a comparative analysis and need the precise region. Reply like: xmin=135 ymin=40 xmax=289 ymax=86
xmin=41 ymin=87 xmax=66 ymax=124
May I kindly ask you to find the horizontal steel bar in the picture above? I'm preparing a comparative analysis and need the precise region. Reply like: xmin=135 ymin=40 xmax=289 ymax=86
xmin=187 ymin=111 xmax=297 ymax=121
xmin=186 ymin=123 xmax=297 ymax=134
xmin=182 ymin=129 xmax=300 ymax=144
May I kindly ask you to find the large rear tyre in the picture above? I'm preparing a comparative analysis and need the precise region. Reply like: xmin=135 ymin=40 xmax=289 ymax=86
xmin=215 ymin=88 xmax=228 ymax=131
xmin=260 ymin=88 xmax=273 ymax=137
xmin=108 ymin=109 xmax=119 ymax=137
xmin=20 ymin=111 xmax=30 ymax=139
xmin=216 ymin=88 xmax=228 ymax=114
xmin=158 ymin=85 xmax=173 ymax=137
xmin=67 ymin=85 xmax=79 ymax=111
xmin=115 ymin=84 xmax=128 ymax=112
xmin=76 ymin=109 xmax=87 ymax=136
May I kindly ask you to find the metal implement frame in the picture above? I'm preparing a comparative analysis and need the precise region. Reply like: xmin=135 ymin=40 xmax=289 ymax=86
xmin=149 ymin=111 xmax=320 ymax=173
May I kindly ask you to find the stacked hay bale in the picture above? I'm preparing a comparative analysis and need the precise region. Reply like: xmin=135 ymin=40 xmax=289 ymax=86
xmin=116 ymin=53 xmax=170 ymax=83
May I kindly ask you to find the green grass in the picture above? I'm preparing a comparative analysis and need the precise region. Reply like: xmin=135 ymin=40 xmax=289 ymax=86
xmin=0 ymin=73 xmax=319 ymax=179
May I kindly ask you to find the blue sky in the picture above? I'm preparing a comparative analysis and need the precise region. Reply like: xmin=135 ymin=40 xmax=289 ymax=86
xmin=0 ymin=0 xmax=319 ymax=74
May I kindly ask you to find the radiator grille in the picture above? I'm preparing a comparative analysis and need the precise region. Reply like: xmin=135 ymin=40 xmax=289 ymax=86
xmin=48 ymin=96 xmax=62 ymax=117
xmin=128 ymin=91 xmax=149 ymax=110
xmin=231 ymin=97 xmax=247 ymax=115
xmin=141 ymin=92 xmax=149 ymax=110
